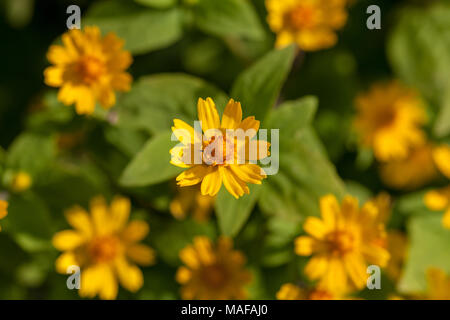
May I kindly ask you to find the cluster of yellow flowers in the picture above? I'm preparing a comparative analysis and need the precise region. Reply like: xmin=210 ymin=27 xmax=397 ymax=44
xmin=9 ymin=0 xmax=444 ymax=300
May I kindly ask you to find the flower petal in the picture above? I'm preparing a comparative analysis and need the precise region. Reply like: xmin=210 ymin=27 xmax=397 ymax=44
xmin=197 ymin=98 xmax=220 ymax=133
xmin=221 ymin=99 xmax=242 ymax=129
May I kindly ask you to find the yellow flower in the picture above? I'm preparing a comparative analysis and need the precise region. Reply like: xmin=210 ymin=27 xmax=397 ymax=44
xmin=424 ymin=268 xmax=450 ymax=300
xmin=424 ymin=186 xmax=450 ymax=229
xmin=0 ymin=200 xmax=8 ymax=231
xmin=276 ymin=283 xmax=337 ymax=300
xmin=266 ymin=0 xmax=348 ymax=51
xmin=44 ymin=26 xmax=132 ymax=115
xmin=11 ymin=171 xmax=32 ymax=193
xmin=170 ymin=186 xmax=215 ymax=222
xmin=433 ymin=144 xmax=450 ymax=179
xmin=52 ymin=196 xmax=155 ymax=300
xmin=380 ymin=143 xmax=438 ymax=190
xmin=354 ymin=81 xmax=427 ymax=162
xmin=176 ymin=236 xmax=251 ymax=300
xmin=295 ymin=194 xmax=389 ymax=294
xmin=170 ymin=98 xmax=269 ymax=199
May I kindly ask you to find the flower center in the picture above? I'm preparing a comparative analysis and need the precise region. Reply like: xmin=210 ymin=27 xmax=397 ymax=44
xmin=202 ymin=264 xmax=228 ymax=289
xmin=375 ymin=107 xmax=397 ymax=128
xmin=288 ymin=5 xmax=318 ymax=29
xmin=203 ymin=134 xmax=235 ymax=166
xmin=77 ymin=56 xmax=105 ymax=84
xmin=89 ymin=236 xmax=120 ymax=263
xmin=327 ymin=230 xmax=356 ymax=255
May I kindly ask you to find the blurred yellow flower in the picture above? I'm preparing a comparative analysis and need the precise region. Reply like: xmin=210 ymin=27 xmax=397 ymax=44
xmin=11 ymin=171 xmax=32 ymax=193
xmin=44 ymin=26 xmax=132 ymax=115
xmin=433 ymin=144 xmax=450 ymax=179
xmin=380 ymin=143 xmax=438 ymax=190
xmin=385 ymin=231 xmax=408 ymax=281
xmin=170 ymin=186 xmax=215 ymax=222
xmin=295 ymin=194 xmax=389 ymax=294
xmin=170 ymin=98 xmax=269 ymax=199
xmin=0 ymin=200 xmax=8 ymax=231
xmin=424 ymin=268 xmax=450 ymax=300
xmin=265 ymin=0 xmax=348 ymax=51
xmin=176 ymin=236 xmax=251 ymax=300
xmin=52 ymin=196 xmax=155 ymax=300
xmin=276 ymin=283 xmax=336 ymax=300
xmin=354 ymin=81 xmax=427 ymax=162
xmin=424 ymin=186 xmax=450 ymax=229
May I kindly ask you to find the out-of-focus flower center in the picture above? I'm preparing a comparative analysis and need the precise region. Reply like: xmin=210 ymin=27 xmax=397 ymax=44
xmin=375 ymin=107 xmax=397 ymax=129
xmin=288 ymin=5 xmax=318 ymax=29
xmin=327 ymin=230 xmax=356 ymax=255
xmin=89 ymin=236 xmax=120 ymax=263
xmin=77 ymin=56 xmax=105 ymax=84
xmin=203 ymin=134 xmax=235 ymax=166
xmin=202 ymin=264 xmax=228 ymax=289
xmin=309 ymin=289 xmax=334 ymax=300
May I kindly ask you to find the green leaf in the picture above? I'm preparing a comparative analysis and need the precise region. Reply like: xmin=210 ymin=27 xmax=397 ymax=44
xmin=231 ymin=45 xmax=297 ymax=122
xmin=84 ymin=0 xmax=183 ymax=54
xmin=6 ymin=133 xmax=55 ymax=176
xmin=398 ymin=213 xmax=450 ymax=294
xmin=135 ymin=0 xmax=176 ymax=9
xmin=215 ymin=184 xmax=261 ymax=237
xmin=119 ymin=131 xmax=183 ymax=187
xmin=194 ymin=0 xmax=265 ymax=40
xmin=116 ymin=73 xmax=228 ymax=134
xmin=388 ymin=3 xmax=450 ymax=137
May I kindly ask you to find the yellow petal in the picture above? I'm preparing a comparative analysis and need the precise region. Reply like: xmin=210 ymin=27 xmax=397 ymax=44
xmin=74 ymin=87 xmax=96 ymax=115
xmin=65 ymin=206 xmax=93 ymax=238
xmin=179 ymin=245 xmax=200 ymax=269
xmin=121 ymin=220 xmax=149 ymax=243
xmin=443 ymin=209 xmax=450 ymax=230
xmin=99 ymin=265 xmax=118 ymax=300
xmin=220 ymin=166 xmax=249 ymax=199
xmin=304 ymin=254 xmax=328 ymax=280
xmin=0 ymin=200 xmax=8 ymax=220
xmin=126 ymin=244 xmax=155 ymax=266
xmin=229 ymin=164 xmax=265 ymax=185
xmin=111 ymin=72 xmax=132 ymax=91
xmin=115 ymin=257 xmax=144 ymax=292
xmin=55 ymin=252 xmax=79 ymax=274
xmin=52 ymin=230 xmax=85 ymax=251
xmin=361 ymin=243 xmax=390 ymax=267
xmin=221 ymin=99 xmax=242 ymax=129
xmin=200 ymin=168 xmax=222 ymax=196
xmin=172 ymin=119 xmax=200 ymax=145
xmin=79 ymin=265 xmax=103 ymax=298
xmin=239 ymin=116 xmax=260 ymax=139
xmin=303 ymin=216 xmax=328 ymax=240
xmin=175 ymin=266 xmax=192 ymax=284
xmin=44 ymin=66 xmax=64 ymax=87
xmin=425 ymin=189 xmax=449 ymax=211
xmin=294 ymin=236 xmax=316 ymax=256
xmin=319 ymin=194 xmax=340 ymax=228
xmin=343 ymin=253 xmax=368 ymax=289
xmin=110 ymin=196 xmax=131 ymax=231
xmin=90 ymin=196 xmax=110 ymax=236
xmin=433 ymin=145 xmax=450 ymax=179
xmin=176 ymin=165 xmax=212 ymax=187
xmin=197 ymin=97 xmax=220 ymax=133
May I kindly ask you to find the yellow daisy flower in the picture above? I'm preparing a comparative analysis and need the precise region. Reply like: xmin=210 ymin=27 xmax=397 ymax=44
xmin=380 ymin=143 xmax=438 ymax=190
xmin=424 ymin=268 xmax=450 ymax=300
xmin=354 ymin=81 xmax=427 ymax=162
xmin=424 ymin=186 xmax=450 ymax=229
xmin=0 ymin=200 xmax=8 ymax=231
xmin=295 ymin=194 xmax=390 ymax=294
xmin=176 ymin=236 xmax=251 ymax=300
xmin=265 ymin=0 xmax=348 ymax=51
xmin=433 ymin=144 xmax=450 ymax=179
xmin=44 ymin=26 xmax=132 ymax=115
xmin=170 ymin=186 xmax=215 ymax=222
xmin=10 ymin=171 xmax=32 ymax=193
xmin=170 ymin=98 xmax=269 ymax=199
xmin=52 ymin=196 xmax=155 ymax=300
xmin=276 ymin=283 xmax=337 ymax=300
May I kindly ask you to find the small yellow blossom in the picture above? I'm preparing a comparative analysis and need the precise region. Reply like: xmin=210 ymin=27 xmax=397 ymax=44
xmin=354 ymin=81 xmax=427 ymax=162
xmin=424 ymin=186 xmax=450 ymax=229
xmin=11 ymin=171 xmax=32 ymax=193
xmin=433 ymin=144 xmax=450 ymax=179
xmin=176 ymin=236 xmax=251 ymax=300
xmin=170 ymin=186 xmax=215 ymax=222
xmin=265 ymin=0 xmax=348 ymax=51
xmin=170 ymin=98 xmax=269 ymax=199
xmin=44 ymin=26 xmax=132 ymax=115
xmin=52 ymin=196 xmax=155 ymax=300
xmin=380 ymin=143 xmax=438 ymax=190
xmin=295 ymin=194 xmax=389 ymax=294
xmin=276 ymin=283 xmax=336 ymax=300
xmin=424 ymin=268 xmax=450 ymax=300
xmin=0 ymin=200 xmax=8 ymax=231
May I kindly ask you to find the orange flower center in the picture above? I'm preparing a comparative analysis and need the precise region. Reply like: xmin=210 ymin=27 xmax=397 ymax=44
xmin=203 ymin=134 xmax=235 ymax=166
xmin=202 ymin=264 xmax=228 ymax=289
xmin=288 ymin=5 xmax=318 ymax=29
xmin=89 ymin=236 xmax=120 ymax=263
xmin=309 ymin=289 xmax=334 ymax=300
xmin=375 ymin=107 xmax=397 ymax=129
xmin=328 ymin=230 xmax=356 ymax=255
xmin=77 ymin=56 xmax=105 ymax=84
